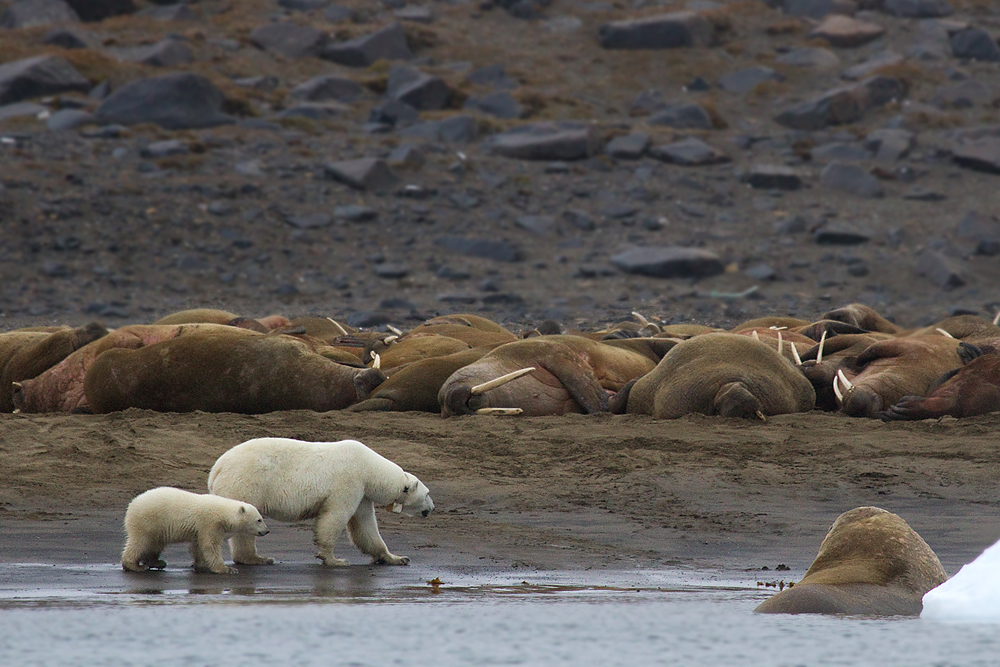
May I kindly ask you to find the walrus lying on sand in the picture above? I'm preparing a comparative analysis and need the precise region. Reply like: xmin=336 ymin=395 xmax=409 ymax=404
xmin=755 ymin=507 xmax=947 ymax=615
xmin=82 ymin=328 xmax=385 ymax=414
xmin=610 ymin=332 xmax=816 ymax=419
xmin=881 ymin=349 xmax=1000 ymax=421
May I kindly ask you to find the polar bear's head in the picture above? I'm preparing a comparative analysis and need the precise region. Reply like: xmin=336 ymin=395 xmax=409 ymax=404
xmin=389 ymin=473 xmax=435 ymax=518
xmin=237 ymin=503 xmax=270 ymax=536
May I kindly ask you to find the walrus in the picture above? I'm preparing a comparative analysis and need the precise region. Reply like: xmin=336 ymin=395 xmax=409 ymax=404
xmin=404 ymin=314 xmax=517 ymax=348
xmin=438 ymin=335 xmax=659 ymax=417
xmin=797 ymin=332 xmax=894 ymax=411
xmin=365 ymin=333 xmax=472 ymax=372
xmin=610 ymin=332 xmax=815 ymax=419
xmin=830 ymin=335 xmax=968 ymax=418
xmin=755 ymin=507 xmax=947 ymax=615
xmin=82 ymin=328 xmax=385 ymax=414
xmin=880 ymin=350 xmax=1000 ymax=421
xmin=1 ymin=322 xmax=108 ymax=412
xmin=819 ymin=303 xmax=902 ymax=334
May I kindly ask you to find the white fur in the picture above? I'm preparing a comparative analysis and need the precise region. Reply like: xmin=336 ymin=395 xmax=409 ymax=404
xmin=207 ymin=437 xmax=434 ymax=566
xmin=121 ymin=487 xmax=269 ymax=574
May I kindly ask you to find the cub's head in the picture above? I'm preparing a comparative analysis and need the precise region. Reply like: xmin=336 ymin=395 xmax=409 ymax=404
xmin=388 ymin=473 xmax=435 ymax=518
xmin=237 ymin=503 xmax=270 ymax=536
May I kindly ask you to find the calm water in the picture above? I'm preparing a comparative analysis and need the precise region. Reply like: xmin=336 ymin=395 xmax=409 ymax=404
xmin=0 ymin=565 xmax=996 ymax=667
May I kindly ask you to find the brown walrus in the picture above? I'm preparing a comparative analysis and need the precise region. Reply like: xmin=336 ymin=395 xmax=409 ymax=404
xmin=754 ymin=507 xmax=947 ymax=615
xmin=610 ymin=332 xmax=815 ymax=419
xmin=880 ymin=350 xmax=1000 ymax=420
xmin=82 ymin=328 xmax=385 ymax=414
xmin=439 ymin=335 xmax=660 ymax=417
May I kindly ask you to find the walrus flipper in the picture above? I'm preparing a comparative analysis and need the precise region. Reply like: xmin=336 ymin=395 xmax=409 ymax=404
xmin=539 ymin=356 xmax=609 ymax=414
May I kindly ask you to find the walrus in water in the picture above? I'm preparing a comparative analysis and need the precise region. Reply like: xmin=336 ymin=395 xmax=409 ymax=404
xmin=755 ymin=507 xmax=947 ymax=615
xmin=610 ymin=332 xmax=815 ymax=419
xmin=82 ymin=328 xmax=385 ymax=414
xmin=881 ymin=349 xmax=1000 ymax=420
xmin=439 ymin=335 xmax=661 ymax=417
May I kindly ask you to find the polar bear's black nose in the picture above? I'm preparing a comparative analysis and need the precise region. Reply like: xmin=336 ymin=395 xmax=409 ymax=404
xmin=422 ymin=509 xmax=431 ymax=517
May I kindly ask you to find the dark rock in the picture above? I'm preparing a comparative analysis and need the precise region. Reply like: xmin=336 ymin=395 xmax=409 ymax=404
xmin=950 ymin=28 xmax=1000 ymax=62
xmin=809 ymin=15 xmax=886 ymax=48
xmin=882 ymin=0 xmax=953 ymax=18
xmin=563 ymin=209 xmax=596 ymax=231
xmin=347 ymin=311 xmax=396 ymax=328
xmin=774 ymin=76 xmax=903 ymax=130
xmin=742 ymin=165 xmax=803 ymax=190
xmin=0 ymin=0 xmax=79 ymax=29
xmin=46 ymin=108 xmax=95 ymax=131
xmin=323 ymin=158 xmax=400 ymax=191
xmin=466 ymin=64 xmax=517 ymax=89
xmin=813 ymin=225 xmax=871 ymax=244
xmin=334 ymin=204 xmax=378 ymax=222
xmin=250 ymin=23 xmax=329 ymax=59
xmin=744 ymin=263 xmax=778 ymax=281
xmin=775 ymin=47 xmax=840 ymax=68
xmin=951 ymin=137 xmax=1000 ymax=174
xmin=397 ymin=115 xmax=478 ymax=143
xmin=95 ymin=73 xmax=235 ymax=130
xmin=605 ymin=132 xmax=650 ymax=159
xmin=374 ymin=263 xmax=409 ymax=279
xmin=289 ymin=75 xmax=364 ymax=103
xmin=63 ymin=0 xmax=134 ymax=21
xmin=436 ymin=293 xmax=477 ymax=304
xmin=321 ymin=22 xmax=413 ymax=67
xmin=487 ymin=122 xmax=601 ymax=161
xmin=43 ymin=27 xmax=91 ymax=49
xmin=916 ymin=249 xmax=964 ymax=288
xmin=233 ymin=75 xmax=280 ymax=91
xmin=387 ymin=144 xmax=426 ymax=169
xmin=137 ymin=4 xmax=198 ymax=21
xmin=717 ymin=67 xmax=781 ymax=94
xmin=482 ymin=292 xmax=524 ymax=305
xmin=274 ymin=103 xmax=345 ymax=121
xmin=285 ymin=213 xmax=333 ymax=229
xmin=841 ymin=50 xmax=903 ymax=81
xmin=902 ymin=186 xmax=945 ymax=201
xmin=279 ymin=0 xmax=331 ymax=9
xmin=385 ymin=64 xmax=453 ymax=111
xmin=0 ymin=55 xmax=89 ymax=105
xmin=323 ymin=5 xmax=355 ymax=22
xmin=954 ymin=210 xmax=1000 ymax=255
xmin=774 ymin=214 xmax=811 ymax=234
xmin=648 ymin=137 xmax=730 ymax=166
xmin=369 ymin=99 xmax=420 ymax=128
xmin=647 ymin=103 xmax=714 ymax=130
xmin=630 ymin=89 xmax=665 ymax=115
xmin=111 ymin=39 xmax=194 ymax=68
xmin=435 ymin=236 xmax=524 ymax=262
xmin=811 ymin=142 xmax=872 ymax=162
xmin=139 ymin=139 xmax=188 ymax=159
xmin=782 ymin=0 xmax=857 ymax=20
xmin=598 ymin=11 xmax=715 ymax=49
xmin=515 ymin=215 xmax=556 ymax=235
xmin=395 ymin=6 xmax=434 ymax=23
xmin=865 ymin=128 xmax=913 ymax=161
xmin=609 ymin=246 xmax=725 ymax=278
xmin=464 ymin=91 xmax=523 ymax=119
xmin=819 ymin=162 xmax=883 ymax=198
xmin=932 ymin=80 xmax=994 ymax=109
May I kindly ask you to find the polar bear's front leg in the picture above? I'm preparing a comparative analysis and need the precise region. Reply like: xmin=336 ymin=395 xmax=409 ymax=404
xmin=193 ymin=532 xmax=237 ymax=574
xmin=313 ymin=503 xmax=353 ymax=566
xmin=230 ymin=535 xmax=275 ymax=565
xmin=348 ymin=499 xmax=409 ymax=566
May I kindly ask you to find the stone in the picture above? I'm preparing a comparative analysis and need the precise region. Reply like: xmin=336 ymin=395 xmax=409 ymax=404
xmin=782 ymin=0 xmax=857 ymax=20
xmin=932 ymin=80 xmax=993 ymax=109
xmin=139 ymin=140 xmax=189 ymax=159
xmin=321 ymin=22 xmax=413 ymax=67
xmin=374 ymin=263 xmax=409 ymax=279
xmin=368 ymin=99 xmax=420 ymax=128
xmin=279 ymin=0 xmax=331 ymax=9
xmin=811 ymin=142 xmax=872 ymax=161
xmin=0 ymin=102 xmax=47 ymax=123
xmin=487 ymin=122 xmax=601 ymax=161
xmin=334 ymin=205 xmax=377 ymax=222
xmin=95 ymin=73 xmax=235 ymax=130
xmin=395 ymin=6 xmax=434 ymax=23
xmin=515 ymin=215 xmax=557 ymax=235
xmin=902 ymin=186 xmax=946 ymax=201
xmin=434 ymin=236 xmax=524 ymax=262
xmin=865 ymin=128 xmax=913 ymax=161
xmin=43 ymin=27 xmax=91 ymax=48
xmin=45 ymin=108 xmax=94 ymax=131
xmin=397 ymin=115 xmax=478 ymax=143
xmin=63 ymin=0 xmax=134 ymax=21
xmin=285 ymin=213 xmax=333 ymax=229
xmin=840 ymin=50 xmax=903 ymax=81
xmin=809 ymin=15 xmax=886 ymax=48
xmin=742 ymin=165 xmax=803 ymax=190
xmin=819 ymin=162 xmax=883 ymax=198
xmin=882 ymin=0 xmax=953 ymax=18
xmin=774 ymin=76 xmax=903 ymax=130
xmin=464 ymin=91 xmax=523 ymax=119
xmin=111 ymin=39 xmax=194 ymax=68
xmin=385 ymin=64 xmax=453 ymax=111
xmin=813 ymin=225 xmax=871 ymax=244
xmin=609 ymin=247 xmax=725 ymax=279
xmin=598 ymin=11 xmax=715 ymax=50
xmin=323 ymin=158 xmax=400 ymax=192
xmin=466 ymin=64 xmax=517 ymax=90
xmin=647 ymin=103 xmax=714 ymax=130
xmin=137 ymin=4 xmax=198 ymax=21
xmin=717 ymin=67 xmax=781 ymax=94
xmin=605 ymin=132 xmax=650 ymax=160
xmin=648 ymin=137 xmax=730 ymax=166
xmin=775 ymin=47 xmax=840 ymax=68
xmin=250 ymin=22 xmax=329 ymax=59
xmin=0 ymin=0 xmax=79 ymax=29
xmin=0 ymin=56 xmax=89 ymax=106
xmin=289 ymin=75 xmax=364 ymax=103
xmin=916 ymin=249 xmax=964 ymax=288
xmin=951 ymin=137 xmax=1000 ymax=174
xmin=950 ymin=28 xmax=1000 ymax=62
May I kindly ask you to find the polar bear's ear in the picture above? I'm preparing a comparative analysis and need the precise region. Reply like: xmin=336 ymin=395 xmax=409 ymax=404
xmin=239 ymin=505 xmax=246 ymax=514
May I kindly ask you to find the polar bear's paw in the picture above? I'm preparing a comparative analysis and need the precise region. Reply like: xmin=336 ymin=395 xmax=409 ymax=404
xmin=146 ymin=558 xmax=167 ymax=570
xmin=234 ymin=555 xmax=275 ymax=566
xmin=374 ymin=553 xmax=410 ymax=566
xmin=318 ymin=553 xmax=349 ymax=567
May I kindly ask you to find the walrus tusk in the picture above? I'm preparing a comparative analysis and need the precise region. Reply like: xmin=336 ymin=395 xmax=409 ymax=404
xmin=994 ymin=311 xmax=1000 ymax=326
xmin=326 ymin=317 xmax=349 ymax=336
xmin=777 ymin=331 xmax=783 ymax=356
xmin=382 ymin=334 xmax=399 ymax=345
xmin=372 ymin=353 xmax=381 ymax=370
xmin=790 ymin=342 xmax=802 ymax=366
xmin=756 ymin=410 xmax=766 ymax=422
xmin=935 ymin=328 xmax=954 ymax=338
xmin=632 ymin=311 xmax=650 ymax=327
xmin=832 ymin=373 xmax=843 ymax=403
xmin=816 ymin=330 xmax=827 ymax=364
xmin=834 ymin=369 xmax=855 ymax=404
xmin=470 ymin=367 xmax=535 ymax=395
xmin=475 ymin=407 xmax=524 ymax=416
xmin=12 ymin=381 xmax=21 ymax=389
xmin=751 ymin=330 xmax=760 ymax=342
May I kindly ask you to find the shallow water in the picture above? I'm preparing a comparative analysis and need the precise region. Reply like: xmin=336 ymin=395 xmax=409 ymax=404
xmin=1 ymin=565 xmax=996 ymax=667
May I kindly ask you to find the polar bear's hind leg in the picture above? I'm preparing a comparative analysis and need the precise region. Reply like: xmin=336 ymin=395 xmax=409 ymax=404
xmin=348 ymin=499 xmax=409 ymax=565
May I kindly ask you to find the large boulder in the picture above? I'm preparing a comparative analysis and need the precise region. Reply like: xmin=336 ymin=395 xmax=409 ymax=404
xmin=95 ymin=73 xmax=235 ymax=129
xmin=0 ymin=55 xmax=89 ymax=105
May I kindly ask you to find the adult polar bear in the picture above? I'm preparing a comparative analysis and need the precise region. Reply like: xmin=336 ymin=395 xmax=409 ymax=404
xmin=208 ymin=438 xmax=434 ymax=566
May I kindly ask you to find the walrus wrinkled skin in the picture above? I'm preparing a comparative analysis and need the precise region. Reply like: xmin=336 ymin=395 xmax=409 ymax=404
xmin=611 ymin=332 xmax=815 ymax=419
xmin=83 ymin=329 xmax=385 ymax=414
xmin=755 ymin=507 xmax=948 ymax=615
xmin=881 ymin=351 xmax=1000 ymax=421
xmin=439 ymin=335 xmax=658 ymax=417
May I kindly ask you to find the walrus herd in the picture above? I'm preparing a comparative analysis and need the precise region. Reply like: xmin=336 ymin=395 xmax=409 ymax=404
xmin=4 ymin=303 xmax=997 ymax=615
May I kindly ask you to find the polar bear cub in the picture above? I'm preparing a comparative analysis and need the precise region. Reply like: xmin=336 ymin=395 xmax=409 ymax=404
xmin=208 ymin=437 xmax=434 ymax=566
xmin=121 ymin=487 xmax=269 ymax=574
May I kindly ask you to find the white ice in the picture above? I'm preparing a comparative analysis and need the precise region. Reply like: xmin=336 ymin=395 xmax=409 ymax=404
xmin=922 ymin=536 xmax=1000 ymax=623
